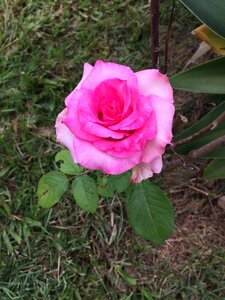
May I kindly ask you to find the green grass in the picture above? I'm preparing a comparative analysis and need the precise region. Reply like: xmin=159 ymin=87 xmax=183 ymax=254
xmin=1 ymin=0 xmax=225 ymax=299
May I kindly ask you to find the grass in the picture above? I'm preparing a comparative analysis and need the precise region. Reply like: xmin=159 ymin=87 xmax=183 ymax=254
xmin=1 ymin=0 xmax=225 ymax=299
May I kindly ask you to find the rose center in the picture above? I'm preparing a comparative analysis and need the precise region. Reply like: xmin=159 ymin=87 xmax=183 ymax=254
xmin=98 ymin=98 xmax=123 ymax=122
xmin=93 ymin=79 xmax=127 ymax=125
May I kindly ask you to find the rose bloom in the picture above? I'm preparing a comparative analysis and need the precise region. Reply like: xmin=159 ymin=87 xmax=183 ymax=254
xmin=56 ymin=60 xmax=174 ymax=182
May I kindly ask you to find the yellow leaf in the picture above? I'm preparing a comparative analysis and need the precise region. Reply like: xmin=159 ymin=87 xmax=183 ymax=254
xmin=192 ymin=24 xmax=225 ymax=55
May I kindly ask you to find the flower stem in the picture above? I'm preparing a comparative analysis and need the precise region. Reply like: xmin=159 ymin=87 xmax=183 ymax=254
xmin=164 ymin=0 xmax=175 ymax=74
xmin=151 ymin=0 xmax=160 ymax=69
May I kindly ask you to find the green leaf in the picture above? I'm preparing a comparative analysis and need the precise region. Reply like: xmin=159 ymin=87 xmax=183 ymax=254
xmin=37 ymin=171 xmax=68 ymax=208
xmin=202 ymin=146 xmax=225 ymax=159
xmin=97 ymin=173 xmax=115 ymax=197
xmin=2 ymin=231 xmax=13 ymax=254
xmin=180 ymin=0 xmax=225 ymax=38
xmin=24 ymin=217 xmax=42 ymax=227
xmin=203 ymin=159 xmax=225 ymax=179
xmin=55 ymin=150 xmax=82 ymax=175
xmin=170 ymin=57 xmax=225 ymax=94
xmin=173 ymin=102 xmax=225 ymax=154
xmin=8 ymin=230 xmax=22 ymax=245
xmin=174 ymin=102 xmax=225 ymax=143
xmin=114 ymin=264 xmax=136 ymax=287
xmin=97 ymin=171 xmax=131 ymax=197
xmin=72 ymin=174 xmax=98 ymax=213
xmin=141 ymin=289 xmax=160 ymax=300
xmin=2 ymin=203 xmax=11 ymax=216
xmin=120 ymin=293 xmax=134 ymax=300
xmin=109 ymin=172 xmax=131 ymax=193
xmin=23 ymin=222 xmax=31 ymax=240
xmin=176 ymin=121 xmax=225 ymax=155
xmin=126 ymin=182 xmax=174 ymax=244
xmin=0 ymin=166 xmax=10 ymax=178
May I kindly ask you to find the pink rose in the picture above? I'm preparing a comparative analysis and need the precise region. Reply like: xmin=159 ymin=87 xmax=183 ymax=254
xmin=55 ymin=60 xmax=174 ymax=182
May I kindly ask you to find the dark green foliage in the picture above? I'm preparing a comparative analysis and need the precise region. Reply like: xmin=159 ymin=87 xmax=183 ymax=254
xmin=72 ymin=175 xmax=99 ymax=213
xmin=126 ymin=182 xmax=174 ymax=244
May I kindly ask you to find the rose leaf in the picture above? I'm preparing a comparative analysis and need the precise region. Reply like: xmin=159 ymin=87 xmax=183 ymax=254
xmin=72 ymin=175 xmax=99 ymax=213
xmin=126 ymin=181 xmax=174 ymax=244
xmin=55 ymin=149 xmax=82 ymax=175
xmin=37 ymin=171 xmax=68 ymax=208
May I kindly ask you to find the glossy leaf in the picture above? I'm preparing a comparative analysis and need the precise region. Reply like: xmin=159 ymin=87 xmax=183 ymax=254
xmin=180 ymin=0 xmax=225 ymax=38
xmin=174 ymin=102 xmax=225 ymax=143
xmin=204 ymin=159 xmax=225 ymax=179
xmin=202 ymin=146 xmax=225 ymax=159
xmin=55 ymin=150 xmax=82 ymax=175
xmin=170 ymin=57 xmax=225 ymax=94
xmin=175 ymin=121 xmax=225 ymax=154
xmin=193 ymin=24 xmax=225 ymax=55
xmin=126 ymin=182 xmax=174 ymax=244
xmin=37 ymin=171 xmax=68 ymax=208
xmin=174 ymin=102 xmax=225 ymax=154
xmin=72 ymin=175 xmax=98 ymax=213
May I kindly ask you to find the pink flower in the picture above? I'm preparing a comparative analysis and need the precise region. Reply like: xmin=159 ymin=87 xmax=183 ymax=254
xmin=56 ymin=60 xmax=174 ymax=182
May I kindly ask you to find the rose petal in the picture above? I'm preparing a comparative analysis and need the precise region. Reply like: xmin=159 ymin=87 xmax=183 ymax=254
xmin=56 ymin=109 xmax=139 ymax=174
xmin=55 ymin=108 xmax=76 ymax=155
xmin=80 ymin=60 xmax=138 ymax=91
xmin=63 ymin=90 xmax=100 ymax=142
xmin=141 ymin=139 xmax=165 ymax=164
xmin=65 ymin=89 xmax=126 ymax=140
xmin=109 ymin=93 xmax=152 ymax=131
xmin=149 ymin=96 xmax=174 ymax=145
xmin=77 ymin=63 xmax=93 ymax=89
xmin=135 ymin=69 xmax=173 ymax=103
xmin=65 ymin=63 xmax=93 ymax=106
xmin=150 ymin=156 xmax=163 ymax=173
xmin=93 ymin=110 xmax=157 ymax=156
xmin=80 ymin=79 xmax=126 ymax=126
xmin=130 ymin=156 xmax=163 ymax=183
xmin=71 ymin=136 xmax=140 ymax=174
xmin=130 ymin=163 xmax=154 ymax=183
